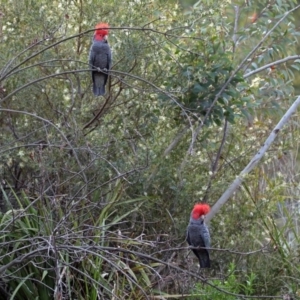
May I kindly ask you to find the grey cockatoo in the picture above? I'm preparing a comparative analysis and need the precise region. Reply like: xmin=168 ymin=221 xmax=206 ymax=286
xmin=186 ymin=203 xmax=211 ymax=268
xmin=89 ymin=22 xmax=112 ymax=96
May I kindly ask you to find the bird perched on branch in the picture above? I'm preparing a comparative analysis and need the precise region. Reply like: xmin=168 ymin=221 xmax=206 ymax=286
xmin=89 ymin=22 xmax=112 ymax=96
xmin=186 ymin=203 xmax=211 ymax=268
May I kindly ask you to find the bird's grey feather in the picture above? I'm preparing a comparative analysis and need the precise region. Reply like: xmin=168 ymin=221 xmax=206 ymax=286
xmin=187 ymin=217 xmax=210 ymax=268
xmin=89 ymin=39 xmax=112 ymax=96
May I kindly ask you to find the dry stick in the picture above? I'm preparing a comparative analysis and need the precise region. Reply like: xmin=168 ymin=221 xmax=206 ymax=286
xmin=206 ymin=95 xmax=300 ymax=222
xmin=232 ymin=5 xmax=240 ymax=53
xmin=244 ymin=55 xmax=300 ymax=78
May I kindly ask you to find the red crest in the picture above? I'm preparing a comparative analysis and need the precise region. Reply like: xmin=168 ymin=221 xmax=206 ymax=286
xmin=191 ymin=203 xmax=210 ymax=219
xmin=95 ymin=22 xmax=109 ymax=36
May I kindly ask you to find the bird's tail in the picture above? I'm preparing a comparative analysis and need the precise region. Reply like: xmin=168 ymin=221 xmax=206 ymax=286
xmin=93 ymin=83 xmax=105 ymax=96
xmin=93 ymin=73 xmax=106 ymax=96
xmin=199 ymin=253 xmax=210 ymax=268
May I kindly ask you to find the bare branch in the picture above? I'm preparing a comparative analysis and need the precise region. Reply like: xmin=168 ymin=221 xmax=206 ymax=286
xmin=206 ymin=95 xmax=300 ymax=222
xmin=244 ymin=55 xmax=300 ymax=78
xmin=232 ymin=5 xmax=240 ymax=52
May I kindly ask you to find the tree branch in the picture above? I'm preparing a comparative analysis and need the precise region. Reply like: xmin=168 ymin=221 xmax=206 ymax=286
xmin=206 ymin=95 xmax=300 ymax=222
xmin=244 ymin=55 xmax=300 ymax=78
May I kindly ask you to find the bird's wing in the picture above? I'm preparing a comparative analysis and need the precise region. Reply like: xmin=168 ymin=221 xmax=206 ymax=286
xmin=186 ymin=231 xmax=191 ymax=245
xmin=89 ymin=47 xmax=95 ymax=69
xmin=201 ymin=223 xmax=210 ymax=249
xmin=107 ymin=47 xmax=112 ymax=70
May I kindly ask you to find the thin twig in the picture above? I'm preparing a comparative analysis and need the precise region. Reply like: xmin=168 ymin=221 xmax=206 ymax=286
xmin=244 ymin=55 xmax=300 ymax=78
